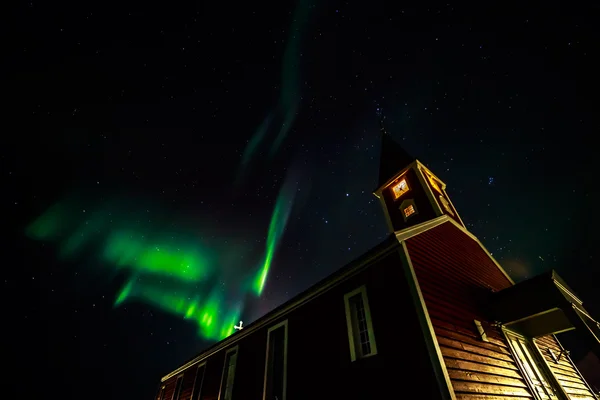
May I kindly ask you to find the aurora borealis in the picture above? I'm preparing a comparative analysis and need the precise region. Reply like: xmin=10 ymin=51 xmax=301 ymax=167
xmin=235 ymin=0 xmax=312 ymax=185
xmin=6 ymin=0 xmax=598 ymax=399
xmin=26 ymin=166 xmax=298 ymax=341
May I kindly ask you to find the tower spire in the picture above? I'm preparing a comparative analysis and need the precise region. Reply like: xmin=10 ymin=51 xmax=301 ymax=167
xmin=373 ymin=107 xmax=466 ymax=233
xmin=376 ymin=107 xmax=387 ymax=136
xmin=375 ymin=108 xmax=415 ymax=187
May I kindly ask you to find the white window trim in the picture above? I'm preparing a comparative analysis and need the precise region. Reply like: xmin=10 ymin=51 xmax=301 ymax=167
xmin=503 ymin=329 xmax=562 ymax=400
xmin=217 ymin=345 xmax=239 ymax=400
xmin=262 ymin=319 xmax=289 ymax=400
xmin=190 ymin=362 xmax=207 ymax=400
xmin=171 ymin=374 xmax=184 ymax=400
xmin=344 ymin=285 xmax=378 ymax=362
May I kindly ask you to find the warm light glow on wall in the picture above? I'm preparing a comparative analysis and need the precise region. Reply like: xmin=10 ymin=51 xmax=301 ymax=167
xmin=391 ymin=178 xmax=409 ymax=200
xmin=439 ymin=195 xmax=455 ymax=216
xmin=427 ymin=174 xmax=442 ymax=193
xmin=403 ymin=204 xmax=416 ymax=218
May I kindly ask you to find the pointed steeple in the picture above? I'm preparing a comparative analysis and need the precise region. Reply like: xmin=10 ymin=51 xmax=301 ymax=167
xmin=373 ymin=108 xmax=466 ymax=233
xmin=376 ymin=109 xmax=415 ymax=187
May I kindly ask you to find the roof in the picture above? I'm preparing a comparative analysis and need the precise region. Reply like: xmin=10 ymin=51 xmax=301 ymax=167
xmin=491 ymin=270 xmax=600 ymax=358
xmin=377 ymin=133 xmax=416 ymax=188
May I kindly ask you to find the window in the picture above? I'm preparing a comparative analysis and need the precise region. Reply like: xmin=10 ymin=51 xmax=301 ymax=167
xmin=219 ymin=347 xmax=239 ymax=400
xmin=505 ymin=331 xmax=559 ymax=400
xmin=427 ymin=174 xmax=442 ymax=193
xmin=172 ymin=375 xmax=184 ymax=400
xmin=438 ymin=195 xmax=455 ymax=216
xmin=399 ymin=199 xmax=418 ymax=221
xmin=391 ymin=178 xmax=409 ymax=199
xmin=344 ymin=286 xmax=378 ymax=362
xmin=403 ymin=204 xmax=416 ymax=218
xmin=263 ymin=320 xmax=288 ymax=400
xmin=191 ymin=363 xmax=206 ymax=400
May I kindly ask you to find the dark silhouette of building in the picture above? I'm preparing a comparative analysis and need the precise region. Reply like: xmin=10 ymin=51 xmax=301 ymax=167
xmin=154 ymin=124 xmax=600 ymax=400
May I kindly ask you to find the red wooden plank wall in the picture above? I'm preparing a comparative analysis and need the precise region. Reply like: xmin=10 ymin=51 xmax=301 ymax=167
xmin=406 ymin=222 xmax=536 ymax=400
xmin=535 ymin=335 xmax=596 ymax=400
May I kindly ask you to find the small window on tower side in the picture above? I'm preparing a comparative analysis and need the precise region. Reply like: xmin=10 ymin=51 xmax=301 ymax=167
xmin=438 ymin=195 xmax=455 ymax=216
xmin=344 ymin=285 xmax=378 ymax=362
xmin=391 ymin=178 xmax=409 ymax=200
xmin=399 ymin=199 xmax=418 ymax=221
xmin=427 ymin=174 xmax=442 ymax=193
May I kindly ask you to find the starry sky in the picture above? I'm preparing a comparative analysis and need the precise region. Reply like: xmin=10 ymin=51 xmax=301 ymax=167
xmin=4 ymin=1 xmax=599 ymax=399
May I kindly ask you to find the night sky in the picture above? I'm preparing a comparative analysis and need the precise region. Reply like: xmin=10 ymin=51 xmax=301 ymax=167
xmin=4 ymin=1 xmax=599 ymax=399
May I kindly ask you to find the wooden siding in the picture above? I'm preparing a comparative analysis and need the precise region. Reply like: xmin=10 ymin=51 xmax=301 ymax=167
xmin=534 ymin=335 xmax=597 ymax=400
xmin=405 ymin=221 xmax=534 ymax=400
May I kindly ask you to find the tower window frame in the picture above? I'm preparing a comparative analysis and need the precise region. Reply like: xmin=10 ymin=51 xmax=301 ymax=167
xmin=399 ymin=199 xmax=418 ymax=221
xmin=438 ymin=195 xmax=455 ymax=216
xmin=390 ymin=177 xmax=410 ymax=200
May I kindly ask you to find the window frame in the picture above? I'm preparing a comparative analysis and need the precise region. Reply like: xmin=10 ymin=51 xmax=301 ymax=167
xmin=344 ymin=285 xmax=378 ymax=362
xmin=190 ymin=361 xmax=207 ymax=400
xmin=171 ymin=374 xmax=184 ymax=400
xmin=503 ymin=329 xmax=564 ymax=400
xmin=391 ymin=177 xmax=410 ymax=200
xmin=399 ymin=199 xmax=418 ymax=221
xmin=262 ymin=319 xmax=289 ymax=400
xmin=218 ymin=345 xmax=240 ymax=400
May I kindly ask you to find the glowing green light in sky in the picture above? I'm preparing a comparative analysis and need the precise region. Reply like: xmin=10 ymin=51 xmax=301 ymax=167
xmin=252 ymin=171 xmax=298 ymax=295
xmin=114 ymin=277 xmax=241 ymax=341
xmin=236 ymin=0 xmax=313 ymax=179
xmin=25 ymin=173 xmax=298 ymax=341
xmin=103 ymin=230 xmax=212 ymax=282
xmin=25 ymin=196 xmax=247 ymax=341
xmin=24 ymin=5 xmax=313 ymax=340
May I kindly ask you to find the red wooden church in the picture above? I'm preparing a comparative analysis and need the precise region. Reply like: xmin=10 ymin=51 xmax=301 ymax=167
xmin=154 ymin=125 xmax=600 ymax=400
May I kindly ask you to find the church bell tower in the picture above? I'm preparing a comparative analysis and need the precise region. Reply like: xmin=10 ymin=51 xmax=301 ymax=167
xmin=373 ymin=112 xmax=465 ymax=233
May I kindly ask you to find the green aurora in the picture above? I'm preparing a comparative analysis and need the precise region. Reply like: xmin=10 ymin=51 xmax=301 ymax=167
xmin=235 ymin=0 xmax=313 ymax=184
xmin=26 ymin=177 xmax=297 ymax=341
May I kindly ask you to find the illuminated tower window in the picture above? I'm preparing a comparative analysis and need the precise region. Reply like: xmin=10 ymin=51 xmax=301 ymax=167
xmin=403 ymin=205 xmax=416 ymax=218
xmin=399 ymin=199 xmax=418 ymax=221
xmin=391 ymin=178 xmax=409 ymax=199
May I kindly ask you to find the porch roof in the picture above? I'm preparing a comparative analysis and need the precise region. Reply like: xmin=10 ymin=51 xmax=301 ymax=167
xmin=490 ymin=270 xmax=600 ymax=358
